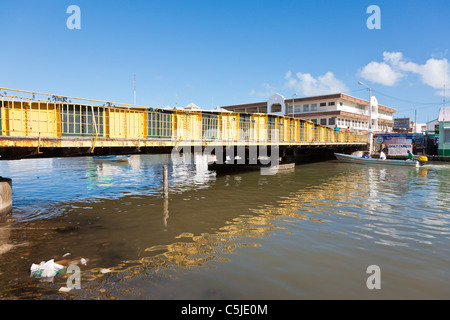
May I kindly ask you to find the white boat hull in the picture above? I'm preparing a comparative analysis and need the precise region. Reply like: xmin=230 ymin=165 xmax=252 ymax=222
xmin=92 ymin=155 xmax=131 ymax=162
xmin=334 ymin=153 xmax=420 ymax=167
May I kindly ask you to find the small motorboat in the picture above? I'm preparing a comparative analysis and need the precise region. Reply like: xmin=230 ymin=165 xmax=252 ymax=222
xmin=334 ymin=153 xmax=427 ymax=167
xmin=92 ymin=155 xmax=131 ymax=162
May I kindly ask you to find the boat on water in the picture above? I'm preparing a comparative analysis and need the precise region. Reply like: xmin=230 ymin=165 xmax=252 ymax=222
xmin=334 ymin=153 xmax=427 ymax=167
xmin=92 ymin=155 xmax=131 ymax=162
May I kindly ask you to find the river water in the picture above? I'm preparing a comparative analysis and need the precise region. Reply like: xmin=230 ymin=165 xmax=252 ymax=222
xmin=0 ymin=153 xmax=449 ymax=300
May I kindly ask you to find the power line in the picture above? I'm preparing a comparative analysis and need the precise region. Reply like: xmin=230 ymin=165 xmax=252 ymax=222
xmin=371 ymin=89 xmax=441 ymax=105
xmin=342 ymin=88 xmax=368 ymax=95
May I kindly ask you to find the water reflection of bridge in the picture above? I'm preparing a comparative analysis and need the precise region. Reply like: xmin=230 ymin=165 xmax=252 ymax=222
xmin=76 ymin=160 xmax=430 ymax=293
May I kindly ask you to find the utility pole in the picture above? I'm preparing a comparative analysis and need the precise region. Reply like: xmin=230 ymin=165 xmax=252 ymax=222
xmin=414 ymin=109 xmax=417 ymax=133
xmin=358 ymin=81 xmax=373 ymax=155
xmin=292 ymin=93 xmax=297 ymax=117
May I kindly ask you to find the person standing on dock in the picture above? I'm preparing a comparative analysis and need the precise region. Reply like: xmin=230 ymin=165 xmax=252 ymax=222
xmin=379 ymin=150 xmax=386 ymax=160
xmin=407 ymin=150 xmax=414 ymax=161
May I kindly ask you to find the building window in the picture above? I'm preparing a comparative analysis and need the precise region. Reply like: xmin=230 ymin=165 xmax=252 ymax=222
xmin=240 ymin=114 xmax=251 ymax=140
xmin=311 ymin=119 xmax=317 ymax=124
xmin=320 ymin=118 xmax=327 ymax=125
xmin=287 ymin=106 xmax=293 ymax=114
xmin=444 ymin=129 xmax=450 ymax=143
xmin=328 ymin=101 xmax=335 ymax=106
xmin=295 ymin=105 xmax=301 ymax=113
xmin=271 ymin=104 xmax=282 ymax=112
xmin=303 ymin=104 xmax=309 ymax=112
xmin=311 ymin=103 xmax=317 ymax=111
xmin=329 ymin=117 xmax=336 ymax=125
xmin=320 ymin=102 xmax=326 ymax=107
xmin=202 ymin=114 xmax=218 ymax=139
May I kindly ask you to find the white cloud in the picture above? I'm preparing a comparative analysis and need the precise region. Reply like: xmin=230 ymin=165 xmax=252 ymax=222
xmin=383 ymin=51 xmax=404 ymax=66
xmin=413 ymin=58 xmax=449 ymax=90
xmin=359 ymin=61 xmax=403 ymax=86
xmin=359 ymin=51 xmax=450 ymax=95
xmin=284 ymin=71 xmax=349 ymax=96
xmin=249 ymin=83 xmax=276 ymax=98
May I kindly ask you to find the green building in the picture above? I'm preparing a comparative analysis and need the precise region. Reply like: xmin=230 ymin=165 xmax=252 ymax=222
xmin=438 ymin=107 xmax=450 ymax=156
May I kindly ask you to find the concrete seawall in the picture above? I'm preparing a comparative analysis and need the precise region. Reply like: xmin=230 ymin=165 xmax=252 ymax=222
xmin=0 ymin=177 xmax=12 ymax=219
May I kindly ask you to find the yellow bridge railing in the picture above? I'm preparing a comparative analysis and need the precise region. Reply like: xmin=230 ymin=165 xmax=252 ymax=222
xmin=0 ymin=87 xmax=367 ymax=149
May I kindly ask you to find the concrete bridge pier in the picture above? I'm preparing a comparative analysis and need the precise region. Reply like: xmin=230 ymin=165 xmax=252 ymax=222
xmin=207 ymin=145 xmax=281 ymax=172
xmin=0 ymin=177 xmax=12 ymax=220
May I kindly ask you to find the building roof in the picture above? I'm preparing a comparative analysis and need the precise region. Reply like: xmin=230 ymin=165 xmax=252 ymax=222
xmin=438 ymin=106 xmax=450 ymax=121
xmin=221 ymin=101 xmax=267 ymax=109
xmin=221 ymin=93 xmax=397 ymax=113
xmin=185 ymin=102 xmax=201 ymax=110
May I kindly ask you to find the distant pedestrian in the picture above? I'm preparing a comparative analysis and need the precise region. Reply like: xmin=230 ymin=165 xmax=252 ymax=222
xmin=407 ymin=150 xmax=414 ymax=161
xmin=333 ymin=125 xmax=340 ymax=142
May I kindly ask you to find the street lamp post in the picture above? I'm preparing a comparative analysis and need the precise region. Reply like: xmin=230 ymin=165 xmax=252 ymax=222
xmin=358 ymin=81 xmax=373 ymax=155
xmin=292 ymin=93 xmax=297 ymax=118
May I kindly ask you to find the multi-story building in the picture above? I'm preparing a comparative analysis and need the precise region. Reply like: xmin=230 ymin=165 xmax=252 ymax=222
xmin=221 ymin=93 xmax=396 ymax=133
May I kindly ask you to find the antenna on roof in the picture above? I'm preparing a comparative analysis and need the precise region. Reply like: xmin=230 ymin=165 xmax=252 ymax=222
xmin=444 ymin=83 xmax=446 ymax=107
xmin=444 ymin=64 xmax=447 ymax=107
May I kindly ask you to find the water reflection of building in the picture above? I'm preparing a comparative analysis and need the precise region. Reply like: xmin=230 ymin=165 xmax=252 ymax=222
xmin=436 ymin=166 xmax=450 ymax=207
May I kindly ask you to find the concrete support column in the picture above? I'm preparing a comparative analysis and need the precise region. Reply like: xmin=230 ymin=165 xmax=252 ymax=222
xmin=0 ymin=177 xmax=12 ymax=219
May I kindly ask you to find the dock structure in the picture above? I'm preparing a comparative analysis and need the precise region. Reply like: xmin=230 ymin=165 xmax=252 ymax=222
xmin=0 ymin=87 xmax=367 ymax=159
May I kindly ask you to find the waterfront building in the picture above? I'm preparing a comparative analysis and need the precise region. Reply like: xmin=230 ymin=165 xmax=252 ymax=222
xmin=426 ymin=119 xmax=439 ymax=134
xmin=438 ymin=106 xmax=450 ymax=156
xmin=221 ymin=93 xmax=396 ymax=133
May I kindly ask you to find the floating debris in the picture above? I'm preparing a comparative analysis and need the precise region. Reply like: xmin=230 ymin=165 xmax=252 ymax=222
xmin=30 ymin=259 xmax=65 ymax=281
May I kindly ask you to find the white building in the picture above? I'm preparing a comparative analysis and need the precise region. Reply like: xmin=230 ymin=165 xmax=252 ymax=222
xmin=221 ymin=92 xmax=397 ymax=133
xmin=426 ymin=119 xmax=438 ymax=132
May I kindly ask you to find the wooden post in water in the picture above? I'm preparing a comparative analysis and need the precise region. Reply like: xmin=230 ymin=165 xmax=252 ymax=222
xmin=163 ymin=165 xmax=168 ymax=198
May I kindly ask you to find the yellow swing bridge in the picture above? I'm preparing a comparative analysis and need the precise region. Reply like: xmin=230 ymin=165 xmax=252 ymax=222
xmin=0 ymin=87 xmax=367 ymax=159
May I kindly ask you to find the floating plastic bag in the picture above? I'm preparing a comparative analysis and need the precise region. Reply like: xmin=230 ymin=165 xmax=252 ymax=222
xmin=30 ymin=259 xmax=65 ymax=279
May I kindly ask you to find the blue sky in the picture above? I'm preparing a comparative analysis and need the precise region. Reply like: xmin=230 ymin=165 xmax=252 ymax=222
xmin=1 ymin=0 xmax=449 ymax=123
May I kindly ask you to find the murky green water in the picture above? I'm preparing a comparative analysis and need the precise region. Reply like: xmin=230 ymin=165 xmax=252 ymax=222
xmin=0 ymin=153 xmax=449 ymax=299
